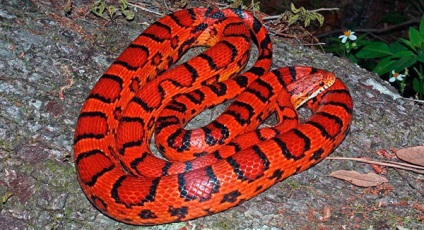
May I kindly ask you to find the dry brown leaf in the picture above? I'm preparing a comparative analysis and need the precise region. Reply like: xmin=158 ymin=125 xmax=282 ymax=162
xmin=396 ymin=146 xmax=424 ymax=166
xmin=330 ymin=170 xmax=388 ymax=187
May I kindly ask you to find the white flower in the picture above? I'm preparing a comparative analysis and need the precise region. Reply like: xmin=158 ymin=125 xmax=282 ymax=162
xmin=389 ymin=70 xmax=405 ymax=82
xmin=339 ymin=30 xmax=357 ymax=43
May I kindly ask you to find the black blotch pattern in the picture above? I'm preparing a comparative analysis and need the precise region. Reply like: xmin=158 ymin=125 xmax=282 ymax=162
xmin=310 ymin=148 xmax=325 ymax=161
xmin=185 ymin=89 xmax=204 ymax=104
xmin=139 ymin=210 xmax=157 ymax=219
xmin=255 ymin=185 xmax=263 ymax=192
xmin=88 ymin=74 xmax=123 ymax=103
xmin=269 ymin=169 xmax=284 ymax=181
xmin=74 ymin=111 xmax=108 ymax=144
xmin=223 ymin=101 xmax=254 ymax=126
xmin=155 ymin=115 xmax=180 ymax=134
xmin=167 ymin=129 xmax=191 ymax=152
xmin=169 ymin=206 xmax=189 ymax=220
xmin=111 ymin=176 xmax=160 ymax=207
xmin=90 ymin=195 xmax=107 ymax=211
xmin=220 ymin=190 xmax=242 ymax=203
xmin=208 ymin=82 xmax=227 ymax=96
xmin=76 ymin=149 xmax=115 ymax=187
xmin=245 ymin=78 xmax=274 ymax=103
xmin=129 ymin=152 xmax=149 ymax=175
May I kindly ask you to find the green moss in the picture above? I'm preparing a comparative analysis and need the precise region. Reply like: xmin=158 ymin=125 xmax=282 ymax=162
xmin=43 ymin=159 xmax=75 ymax=188
xmin=285 ymin=178 xmax=301 ymax=189
xmin=212 ymin=220 xmax=233 ymax=230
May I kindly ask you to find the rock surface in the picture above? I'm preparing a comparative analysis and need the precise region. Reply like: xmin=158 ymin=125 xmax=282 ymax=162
xmin=0 ymin=1 xmax=423 ymax=229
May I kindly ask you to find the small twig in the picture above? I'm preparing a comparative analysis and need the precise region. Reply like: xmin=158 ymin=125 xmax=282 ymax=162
xmin=127 ymin=2 xmax=162 ymax=16
xmin=262 ymin=15 xmax=281 ymax=20
xmin=327 ymin=157 xmax=424 ymax=174
xmin=384 ymin=160 xmax=424 ymax=170
xmin=317 ymin=17 xmax=421 ymax=38
xmin=263 ymin=7 xmax=339 ymax=20
xmin=163 ymin=0 xmax=171 ymax=11
xmin=398 ymin=97 xmax=424 ymax=103
xmin=309 ymin=7 xmax=339 ymax=13
xmin=355 ymin=18 xmax=421 ymax=33
xmin=302 ymin=42 xmax=326 ymax=46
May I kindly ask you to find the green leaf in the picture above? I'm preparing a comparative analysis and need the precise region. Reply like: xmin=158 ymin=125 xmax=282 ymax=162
xmin=420 ymin=16 xmax=424 ymax=37
xmin=354 ymin=34 xmax=368 ymax=46
xmin=391 ymin=55 xmax=417 ymax=72
xmin=356 ymin=42 xmax=392 ymax=59
xmin=288 ymin=14 xmax=300 ymax=25
xmin=417 ymin=53 xmax=424 ymax=63
xmin=373 ymin=57 xmax=396 ymax=75
xmin=391 ymin=50 xmax=415 ymax=58
xmin=413 ymin=78 xmax=424 ymax=93
xmin=120 ymin=0 xmax=128 ymax=9
xmin=399 ymin=38 xmax=418 ymax=52
xmin=389 ymin=42 xmax=409 ymax=53
xmin=304 ymin=17 xmax=310 ymax=27
xmin=317 ymin=14 xmax=324 ymax=26
xmin=324 ymin=44 xmax=343 ymax=54
xmin=348 ymin=53 xmax=358 ymax=64
xmin=409 ymin=27 xmax=422 ymax=48
xmin=91 ymin=0 xmax=106 ymax=17
xmin=107 ymin=5 xmax=117 ymax=18
xmin=122 ymin=10 xmax=135 ymax=20
xmin=291 ymin=3 xmax=301 ymax=13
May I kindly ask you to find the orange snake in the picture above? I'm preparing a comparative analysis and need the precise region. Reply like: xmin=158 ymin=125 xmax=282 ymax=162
xmin=74 ymin=7 xmax=353 ymax=225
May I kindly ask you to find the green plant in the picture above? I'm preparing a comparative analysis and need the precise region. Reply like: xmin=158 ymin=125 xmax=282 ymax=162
xmin=325 ymin=30 xmax=365 ymax=63
xmin=91 ymin=0 xmax=135 ymax=21
xmin=326 ymin=16 xmax=424 ymax=99
xmin=284 ymin=3 xmax=325 ymax=27
xmin=355 ymin=16 xmax=424 ymax=99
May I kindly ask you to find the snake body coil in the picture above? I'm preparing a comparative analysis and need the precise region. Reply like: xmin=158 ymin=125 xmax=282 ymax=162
xmin=74 ymin=8 xmax=353 ymax=225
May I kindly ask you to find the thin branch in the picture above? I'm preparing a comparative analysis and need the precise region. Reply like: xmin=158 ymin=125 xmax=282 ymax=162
xmin=317 ymin=17 xmax=421 ymax=38
xmin=127 ymin=2 xmax=163 ymax=16
xmin=310 ymin=7 xmax=339 ymax=13
xmin=398 ymin=97 xmax=424 ymax=103
xmin=262 ymin=7 xmax=339 ymax=20
xmin=384 ymin=159 xmax=424 ymax=170
xmin=262 ymin=15 xmax=282 ymax=20
xmin=327 ymin=157 xmax=424 ymax=174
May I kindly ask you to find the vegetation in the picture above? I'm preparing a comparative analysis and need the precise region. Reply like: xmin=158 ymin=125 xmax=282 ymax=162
xmin=87 ymin=0 xmax=424 ymax=99
xmin=91 ymin=0 xmax=134 ymax=21
xmin=327 ymin=16 xmax=424 ymax=99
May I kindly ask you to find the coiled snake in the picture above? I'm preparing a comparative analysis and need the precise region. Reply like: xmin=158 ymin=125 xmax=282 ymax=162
xmin=74 ymin=8 xmax=353 ymax=225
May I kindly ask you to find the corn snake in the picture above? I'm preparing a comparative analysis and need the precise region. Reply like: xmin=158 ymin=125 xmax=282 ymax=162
xmin=73 ymin=8 xmax=353 ymax=225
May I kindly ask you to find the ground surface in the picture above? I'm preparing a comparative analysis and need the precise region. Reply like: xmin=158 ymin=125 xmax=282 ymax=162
xmin=0 ymin=1 xmax=423 ymax=229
